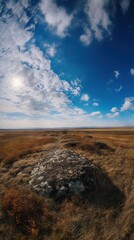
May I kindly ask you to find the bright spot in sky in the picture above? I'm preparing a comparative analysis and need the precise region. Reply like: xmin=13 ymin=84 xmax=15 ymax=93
xmin=12 ymin=76 xmax=24 ymax=89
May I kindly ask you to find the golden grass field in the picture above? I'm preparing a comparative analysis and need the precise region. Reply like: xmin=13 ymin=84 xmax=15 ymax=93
xmin=0 ymin=128 xmax=134 ymax=240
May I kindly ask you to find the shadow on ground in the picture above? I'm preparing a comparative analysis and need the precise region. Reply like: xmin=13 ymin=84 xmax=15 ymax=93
xmin=70 ymin=165 xmax=125 ymax=211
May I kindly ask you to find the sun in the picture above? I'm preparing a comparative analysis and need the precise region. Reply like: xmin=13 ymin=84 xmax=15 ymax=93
xmin=12 ymin=76 xmax=24 ymax=89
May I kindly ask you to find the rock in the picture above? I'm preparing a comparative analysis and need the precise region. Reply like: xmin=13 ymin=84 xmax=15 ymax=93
xmin=29 ymin=150 xmax=98 ymax=198
xmin=29 ymin=179 xmax=34 ymax=185
xmin=38 ymin=176 xmax=44 ymax=181
xmin=40 ymin=182 xmax=47 ymax=188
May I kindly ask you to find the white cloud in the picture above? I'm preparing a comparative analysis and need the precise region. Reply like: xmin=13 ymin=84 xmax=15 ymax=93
xmin=120 ymin=0 xmax=130 ymax=14
xmin=115 ymin=85 xmax=123 ymax=92
xmin=130 ymin=68 xmax=134 ymax=76
xmin=80 ymin=27 xmax=92 ymax=46
xmin=90 ymin=111 xmax=101 ymax=117
xmin=93 ymin=102 xmax=99 ymax=106
xmin=81 ymin=94 xmax=90 ymax=101
xmin=111 ymin=107 xmax=118 ymax=113
xmin=39 ymin=0 xmax=73 ymax=38
xmin=6 ymin=0 xmax=31 ymax=26
xmin=80 ymin=0 xmax=130 ymax=46
xmin=44 ymin=43 xmax=57 ymax=57
xmin=71 ymin=86 xmax=81 ymax=96
xmin=107 ymin=106 xmax=119 ymax=118
xmin=106 ymin=112 xmax=119 ymax=118
xmin=120 ymin=97 xmax=134 ymax=112
xmin=114 ymin=70 xmax=120 ymax=79
xmin=73 ymin=107 xmax=85 ymax=115
xmin=81 ymin=0 xmax=112 ymax=45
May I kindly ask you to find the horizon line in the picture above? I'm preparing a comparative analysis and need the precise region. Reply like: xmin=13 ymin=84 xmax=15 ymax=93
xmin=0 ymin=126 xmax=134 ymax=131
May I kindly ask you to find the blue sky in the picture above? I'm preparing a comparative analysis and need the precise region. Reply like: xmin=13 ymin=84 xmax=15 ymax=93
xmin=0 ymin=0 xmax=134 ymax=128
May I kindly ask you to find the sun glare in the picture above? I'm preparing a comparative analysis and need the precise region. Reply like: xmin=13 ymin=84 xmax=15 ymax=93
xmin=12 ymin=76 xmax=24 ymax=89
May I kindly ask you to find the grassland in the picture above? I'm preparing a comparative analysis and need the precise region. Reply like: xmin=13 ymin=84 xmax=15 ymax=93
xmin=0 ymin=128 xmax=134 ymax=240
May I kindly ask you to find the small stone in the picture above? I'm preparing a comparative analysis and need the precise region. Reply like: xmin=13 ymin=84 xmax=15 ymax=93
xmin=38 ymin=176 xmax=44 ymax=181
xmin=29 ymin=179 xmax=34 ymax=185
xmin=31 ymin=167 xmax=39 ymax=175
xmin=40 ymin=181 xmax=48 ymax=188
xmin=60 ymin=186 xmax=66 ymax=191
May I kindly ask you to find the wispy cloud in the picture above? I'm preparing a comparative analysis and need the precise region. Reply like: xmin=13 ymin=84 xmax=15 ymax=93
xmin=106 ymin=79 xmax=113 ymax=85
xmin=80 ymin=0 xmax=130 ymax=46
xmin=115 ymin=85 xmax=123 ymax=92
xmin=39 ymin=0 xmax=73 ymax=38
xmin=80 ymin=0 xmax=112 ymax=45
xmin=130 ymin=68 xmax=134 ymax=76
xmin=80 ymin=27 xmax=92 ymax=46
xmin=44 ymin=43 xmax=57 ymax=57
xmin=114 ymin=70 xmax=120 ymax=79
xmin=120 ymin=0 xmax=130 ymax=14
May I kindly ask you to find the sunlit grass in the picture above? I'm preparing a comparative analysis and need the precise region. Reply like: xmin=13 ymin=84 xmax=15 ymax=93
xmin=0 ymin=132 xmax=56 ymax=165
xmin=0 ymin=129 xmax=134 ymax=240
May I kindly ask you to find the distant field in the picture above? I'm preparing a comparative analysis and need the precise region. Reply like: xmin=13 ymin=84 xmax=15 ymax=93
xmin=0 ymin=128 xmax=134 ymax=240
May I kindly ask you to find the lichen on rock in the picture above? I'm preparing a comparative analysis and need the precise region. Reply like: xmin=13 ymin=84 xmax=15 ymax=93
xmin=29 ymin=150 xmax=98 ymax=198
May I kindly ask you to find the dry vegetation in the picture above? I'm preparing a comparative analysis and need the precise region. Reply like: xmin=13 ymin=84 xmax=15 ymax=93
xmin=0 ymin=128 xmax=134 ymax=240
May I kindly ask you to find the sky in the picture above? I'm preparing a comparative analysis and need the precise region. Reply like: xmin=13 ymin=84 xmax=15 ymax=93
xmin=0 ymin=0 xmax=134 ymax=129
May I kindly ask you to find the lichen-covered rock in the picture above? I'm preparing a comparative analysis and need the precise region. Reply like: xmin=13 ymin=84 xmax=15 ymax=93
xmin=29 ymin=150 xmax=98 ymax=198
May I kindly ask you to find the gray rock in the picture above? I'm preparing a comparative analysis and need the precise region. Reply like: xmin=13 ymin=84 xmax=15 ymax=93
xmin=60 ymin=186 xmax=67 ymax=191
xmin=29 ymin=150 xmax=97 ymax=198
xmin=38 ymin=176 xmax=44 ymax=181
xmin=29 ymin=179 xmax=34 ymax=185
xmin=40 ymin=182 xmax=47 ymax=188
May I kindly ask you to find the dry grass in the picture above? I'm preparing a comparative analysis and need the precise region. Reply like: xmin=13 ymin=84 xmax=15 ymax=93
xmin=0 ymin=128 xmax=134 ymax=240
xmin=0 ymin=131 xmax=56 ymax=165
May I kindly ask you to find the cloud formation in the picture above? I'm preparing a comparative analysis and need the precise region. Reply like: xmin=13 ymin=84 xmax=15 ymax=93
xmin=93 ymin=102 xmax=99 ymax=106
xmin=0 ymin=0 xmax=82 ymax=122
xmin=39 ymin=0 xmax=73 ymax=38
xmin=114 ymin=70 xmax=120 ymax=79
xmin=106 ymin=112 xmax=119 ymax=118
xmin=44 ymin=43 xmax=57 ymax=57
xmin=0 ymin=0 xmax=133 ymax=128
xmin=120 ymin=97 xmax=134 ymax=111
xmin=80 ymin=27 xmax=92 ymax=46
xmin=80 ymin=0 xmax=112 ymax=45
xmin=81 ymin=94 xmax=90 ymax=101
xmin=130 ymin=68 xmax=134 ymax=76
xmin=80 ymin=0 xmax=131 ymax=46
xmin=115 ymin=85 xmax=123 ymax=92
xmin=90 ymin=111 xmax=101 ymax=117
xmin=111 ymin=107 xmax=118 ymax=113
xmin=106 ymin=105 xmax=119 ymax=118
xmin=120 ymin=0 xmax=130 ymax=13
